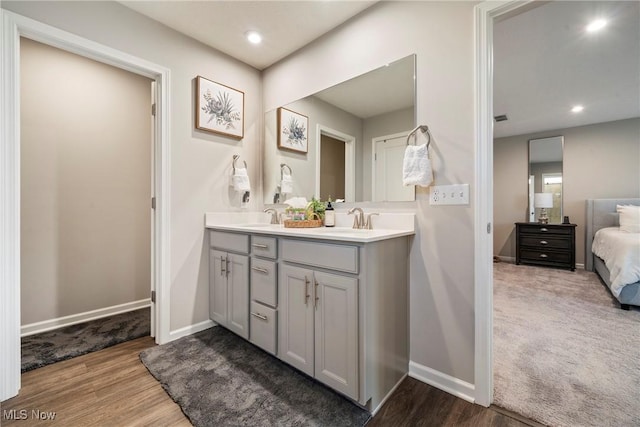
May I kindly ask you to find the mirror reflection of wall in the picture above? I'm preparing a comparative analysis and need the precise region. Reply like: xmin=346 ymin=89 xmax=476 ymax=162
xmin=263 ymin=54 xmax=416 ymax=204
xmin=528 ymin=136 xmax=563 ymax=223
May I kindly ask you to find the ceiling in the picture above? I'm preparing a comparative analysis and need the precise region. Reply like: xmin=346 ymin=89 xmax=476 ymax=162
xmin=119 ymin=1 xmax=377 ymax=70
xmin=120 ymin=1 xmax=638 ymax=138
xmin=493 ymin=1 xmax=640 ymax=138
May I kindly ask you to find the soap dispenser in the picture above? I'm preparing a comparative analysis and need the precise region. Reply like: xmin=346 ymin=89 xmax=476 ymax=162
xmin=324 ymin=197 xmax=335 ymax=227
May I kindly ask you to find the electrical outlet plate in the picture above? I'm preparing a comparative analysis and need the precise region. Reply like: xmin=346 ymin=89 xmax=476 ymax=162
xmin=430 ymin=184 xmax=470 ymax=205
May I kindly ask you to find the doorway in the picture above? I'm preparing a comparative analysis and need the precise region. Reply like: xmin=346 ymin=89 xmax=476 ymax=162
xmin=315 ymin=125 xmax=355 ymax=202
xmin=319 ymin=134 xmax=346 ymax=201
xmin=19 ymin=37 xmax=154 ymax=371
xmin=1 ymin=10 xmax=170 ymax=401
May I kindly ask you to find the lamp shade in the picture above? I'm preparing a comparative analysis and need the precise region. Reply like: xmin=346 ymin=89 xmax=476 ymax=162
xmin=534 ymin=192 xmax=553 ymax=209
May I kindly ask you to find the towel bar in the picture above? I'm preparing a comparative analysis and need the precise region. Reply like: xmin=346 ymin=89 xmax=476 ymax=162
xmin=406 ymin=125 xmax=431 ymax=149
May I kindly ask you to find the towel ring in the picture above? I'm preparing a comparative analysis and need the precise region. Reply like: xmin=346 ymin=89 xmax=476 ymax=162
xmin=280 ymin=163 xmax=292 ymax=179
xmin=406 ymin=125 xmax=431 ymax=149
xmin=232 ymin=155 xmax=247 ymax=174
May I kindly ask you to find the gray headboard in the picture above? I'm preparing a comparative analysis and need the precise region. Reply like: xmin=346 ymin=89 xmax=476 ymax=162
xmin=585 ymin=198 xmax=640 ymax=271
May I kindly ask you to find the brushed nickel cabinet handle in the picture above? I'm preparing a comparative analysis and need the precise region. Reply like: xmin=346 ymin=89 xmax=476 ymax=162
xmin=314 ymin=280 xmax=319 ymax=309
xmin=226 ymin=257 xmax=230 ymax=277
xmin=252 ymin=243 xmax=269 ymax=249
xmin=220 ymin=256 xmax=226 ymax=276
xmin=304 ymin=276 xmax=310 ymax=305
xmin=250 ymin=312 xmax=268 ymax=321
xmin=540 ymin=240 xmax=548 ymax=245
xmin=540 ymin=228 xmax=548 ymax=232
xmin=539 ymin=254 xmax=548 ymax=258
xmin=252 ymin=266 xmax=269 ymax=274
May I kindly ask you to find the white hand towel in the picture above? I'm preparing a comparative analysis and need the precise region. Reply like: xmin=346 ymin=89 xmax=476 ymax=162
xmin=280 ymin=171 xmax=293 ymax=194
xmin=402 ymin=144 xmax=433 ymax=187
xmin=232 ymin=168 xmax=251 ymax=192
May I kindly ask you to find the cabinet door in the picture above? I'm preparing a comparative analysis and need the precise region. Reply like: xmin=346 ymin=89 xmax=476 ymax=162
xmin=227 ymin=253 xmax=249 ymax=339
xmin=314 ymin=271 xmax=358 ymax=400
xmin=278 ymin=264 xmax=314 ymax=376
xmin=209 ymin=249 xmax=228 ymax=325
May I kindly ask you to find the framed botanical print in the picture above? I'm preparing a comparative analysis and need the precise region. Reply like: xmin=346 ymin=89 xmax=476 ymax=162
xmin=196 ymin=76 xmax=244 ymax=139
xmin=277 ymin=107 xmax=308 ymax=153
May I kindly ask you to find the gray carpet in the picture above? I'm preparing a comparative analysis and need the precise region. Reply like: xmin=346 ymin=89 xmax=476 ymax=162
xmin=21 ymin=307 xmax=150 ymax=372
xmin=493 ymin=262 xmax=640 ymax=427
xmin=140 ymin=326 xmax=371 ymax=427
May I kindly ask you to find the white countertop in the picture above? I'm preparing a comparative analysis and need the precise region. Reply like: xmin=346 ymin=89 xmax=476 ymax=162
xmin=205 ymin=212 xmax=415 ymax=243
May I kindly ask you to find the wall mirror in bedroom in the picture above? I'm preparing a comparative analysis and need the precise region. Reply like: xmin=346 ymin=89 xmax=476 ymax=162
xmin=528 ymin=136 xmax=564 ymax=223
xmin=263 ymin=54 xmax=416 ymax=204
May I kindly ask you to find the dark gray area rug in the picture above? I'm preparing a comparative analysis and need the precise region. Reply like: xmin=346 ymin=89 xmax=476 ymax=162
xmin=494 ymin=263 xmax=640 ymax=427
xmin=22 ymin=307 xmax=150 ymax=372
xmin=140 ymin=326 xmax=371 ymax=427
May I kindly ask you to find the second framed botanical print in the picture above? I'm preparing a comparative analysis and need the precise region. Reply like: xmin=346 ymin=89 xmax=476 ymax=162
xmin=277 ymin=107 xmax=308 ymax=153
xmin=196 ymin=76 xmax=244 ymax=139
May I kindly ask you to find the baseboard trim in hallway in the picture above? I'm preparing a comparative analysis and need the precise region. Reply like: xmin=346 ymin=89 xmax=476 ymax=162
xmin=408 ymin=360 xmax=475 ymax=403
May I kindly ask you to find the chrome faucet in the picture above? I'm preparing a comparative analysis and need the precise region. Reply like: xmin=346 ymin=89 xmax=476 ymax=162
xmin=347 ymin=207 xmax=364 ymax=229
xmin=264 ymin=208 xmax=278 ymax=224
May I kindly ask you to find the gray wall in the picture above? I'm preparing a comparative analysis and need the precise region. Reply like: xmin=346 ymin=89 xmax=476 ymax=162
xmin=494 ymin=117 xmax=640 ymax=264
xmin=20 ymin=38 xmax=152 ymax=325
xmin=4 ymin=0 xmax=263 ymax=332
xmin=264 ymin=1 xmax=477 ymax=384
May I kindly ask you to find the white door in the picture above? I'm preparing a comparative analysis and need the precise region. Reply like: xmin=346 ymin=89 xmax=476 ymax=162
xmin=227 ymin=253 xmax=249 ymax=339
xmin=373 ymin=133 xmax=415 ymax=202
xmin=278 ymin=264 xmax=314 ymax=376
xmin=209 ymin=250 xmax=228 ymax=325
xmin=314 ymin=271 xmax=358 ymax=400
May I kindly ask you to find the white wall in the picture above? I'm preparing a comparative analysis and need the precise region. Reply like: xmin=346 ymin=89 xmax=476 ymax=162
xmin=494 ymin=117 xmax=640 ymax=264
xmin=3 ymin=1 xmax=263 ymax=332
xmin=20 ymin=37 xmax=151 ymax=325
xmin=264 ymin=1 xmax=477 ymax=384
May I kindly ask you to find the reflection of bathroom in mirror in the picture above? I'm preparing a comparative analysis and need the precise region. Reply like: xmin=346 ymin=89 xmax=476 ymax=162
xmin=528 ymin=136 xmax=563 ymax=223
xmin=264 ymin=54 xmax=416 ymax=204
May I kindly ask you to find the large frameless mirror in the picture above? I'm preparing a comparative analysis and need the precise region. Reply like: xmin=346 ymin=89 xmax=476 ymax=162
xmin=528 ymin=136 xmax=563 ymax=223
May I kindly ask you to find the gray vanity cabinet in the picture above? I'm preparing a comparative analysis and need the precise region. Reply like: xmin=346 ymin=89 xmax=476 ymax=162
xmin=209 ymin=232 xmax=250 ymax=339
xmin=279 ymin=243 xmax=359 ymax=401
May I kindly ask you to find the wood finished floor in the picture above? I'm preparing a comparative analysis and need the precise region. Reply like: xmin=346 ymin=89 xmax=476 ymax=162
xmin=1 ymin=337 xmax=535 ymax=427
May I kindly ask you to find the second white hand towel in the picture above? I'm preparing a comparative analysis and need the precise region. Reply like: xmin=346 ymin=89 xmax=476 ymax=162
xmin=402 ymin=144 xmax=433 ymax=187
xmin=232 ymin=167 xmax=251 ymax=192
xmin=280 ymin=171 xmax=293 ymax=194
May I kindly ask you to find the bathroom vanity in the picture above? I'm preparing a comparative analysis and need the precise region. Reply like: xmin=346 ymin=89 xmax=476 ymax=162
xmin=205 ymin=213 xmax=414 ymax=412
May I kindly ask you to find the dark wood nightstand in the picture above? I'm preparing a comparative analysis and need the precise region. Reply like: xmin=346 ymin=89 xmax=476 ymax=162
xmin=515 ymin=222 xmax=577 ymax=271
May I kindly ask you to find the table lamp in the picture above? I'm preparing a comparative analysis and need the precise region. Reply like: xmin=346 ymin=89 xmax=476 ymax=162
xmin=534 ymin=193 xmax=553 ymax=224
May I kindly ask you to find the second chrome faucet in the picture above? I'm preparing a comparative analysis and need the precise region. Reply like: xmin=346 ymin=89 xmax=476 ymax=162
xmin=347 ymin=208 xmax=378 ymax=229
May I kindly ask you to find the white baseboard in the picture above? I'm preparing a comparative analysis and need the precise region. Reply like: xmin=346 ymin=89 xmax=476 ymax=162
xmin=371 ymin=373 xmax=407 ymax=416
xmin=409 ymin=360 xmax=475 ymax=403
xmin=494 ymin=255 xmax=515 ymax=263
xmin=21 ymin=299 xmax=151 ymax=337
xmin=168 ymin=319 xmax=215 ymax=341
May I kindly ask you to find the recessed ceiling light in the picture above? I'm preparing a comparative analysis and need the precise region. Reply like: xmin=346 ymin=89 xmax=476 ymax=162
xmin=571 ymin=105 xmax=584 ymax=113
xmin=245 ymin=31 xmax=262 ymax=45
xmin=586 ymin=19 xmax=607 ymax=33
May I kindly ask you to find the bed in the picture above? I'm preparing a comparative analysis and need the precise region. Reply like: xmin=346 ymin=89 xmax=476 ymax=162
xmin=585 ymin=198 xmax=640 ymax=310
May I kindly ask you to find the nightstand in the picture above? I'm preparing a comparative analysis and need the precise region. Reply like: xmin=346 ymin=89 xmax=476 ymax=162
xmin=515 ymin=222 xmax=577 ymax=271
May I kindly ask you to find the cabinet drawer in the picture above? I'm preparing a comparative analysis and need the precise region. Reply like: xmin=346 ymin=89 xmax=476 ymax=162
xmin=281 ymin=239 xmax=358 ymax=274
xmin=520 ymin=249 xmax=571 ymax=264
xmin=518 ymin=225 xmax=572 ymax=235
xmin=251 ymin=258 xmax=277 ymax=307
xmin=251 ymin=236 xmax=277 ymax=259
xmin=520 ymin=236 xmax=571 ymax=250
xmin=249 ymin=301 xmax=277 ymax=355
xmin=210 ymin=231 xmax=249 ymax=254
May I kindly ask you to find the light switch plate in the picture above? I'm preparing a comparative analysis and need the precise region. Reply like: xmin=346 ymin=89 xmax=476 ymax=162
xmin=430 ymin=184 xmax=470 ymax=205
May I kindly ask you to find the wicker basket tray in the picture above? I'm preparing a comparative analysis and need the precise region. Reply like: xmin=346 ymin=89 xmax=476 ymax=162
xmin=283 ymin=219 xmax=323 ymax=228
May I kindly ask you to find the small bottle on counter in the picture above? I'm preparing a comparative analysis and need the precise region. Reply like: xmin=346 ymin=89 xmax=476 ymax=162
xmin=324 ymin=197 xmax=335 ymax=227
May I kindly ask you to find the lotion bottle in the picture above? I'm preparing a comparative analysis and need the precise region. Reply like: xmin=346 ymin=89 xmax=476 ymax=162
xmin=324 ymin=198 xmax=335 ymax=227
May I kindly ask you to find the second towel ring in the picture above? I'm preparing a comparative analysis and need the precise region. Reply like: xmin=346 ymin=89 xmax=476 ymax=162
xmin=406 ymin=125 xmax=431 ymax=149
xmin=280 ymin=163 xmax=292 ymax=179
xmin=232 ymin=155 xmax=247 ymax=174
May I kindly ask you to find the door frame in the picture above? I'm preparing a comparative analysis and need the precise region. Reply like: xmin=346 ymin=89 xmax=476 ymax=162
xmin=474 ymin=0 xmax=534 ymax=407
xmin=371 ymin=130 xmax=412 ymax=202
xmin=315 ymin=124 xmax=355 ymax=202
xmin=0 ymin=10 xmax=172 ymax=400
